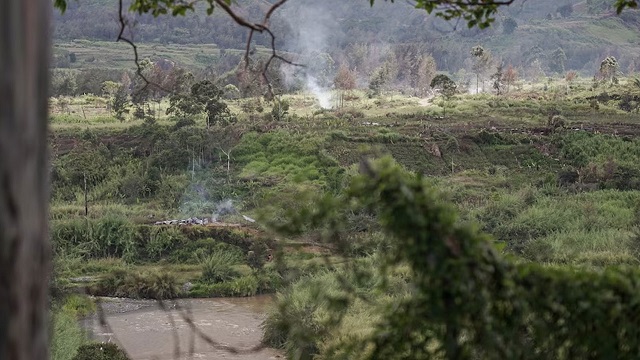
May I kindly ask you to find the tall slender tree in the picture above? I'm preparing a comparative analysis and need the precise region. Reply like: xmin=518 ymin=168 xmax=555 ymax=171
xmin=0 ymin=1 xmax=52 ymax=359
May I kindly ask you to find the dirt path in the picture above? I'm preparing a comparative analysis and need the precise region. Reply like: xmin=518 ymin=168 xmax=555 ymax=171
xmin=85 ymin=296 xmax=282 ymax=360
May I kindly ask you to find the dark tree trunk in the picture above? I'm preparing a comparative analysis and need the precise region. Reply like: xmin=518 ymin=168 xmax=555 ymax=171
xmin=0 ymin=1 xmax=51 ymax=359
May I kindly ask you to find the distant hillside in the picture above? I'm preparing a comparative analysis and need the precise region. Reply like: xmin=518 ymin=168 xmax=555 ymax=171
xmin=51 ymin=0 xmax=640 ymax=78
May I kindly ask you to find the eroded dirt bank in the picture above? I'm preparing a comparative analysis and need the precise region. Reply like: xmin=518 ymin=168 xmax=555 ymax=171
xmin=85 ymin=296 xmax=282 ymax=360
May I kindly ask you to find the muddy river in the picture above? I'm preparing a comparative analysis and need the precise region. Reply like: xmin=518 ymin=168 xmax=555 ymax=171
xmin=84 ymin=296 xmax=282 ymax=360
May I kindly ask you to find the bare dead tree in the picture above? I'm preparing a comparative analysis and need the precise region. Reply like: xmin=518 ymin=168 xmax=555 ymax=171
xmin=116 ymin=0 xmax=302 ymax=98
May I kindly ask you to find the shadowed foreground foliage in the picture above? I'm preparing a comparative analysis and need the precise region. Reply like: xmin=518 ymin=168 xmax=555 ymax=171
xmin=266 ymin=157 xmax=640 ymax=359
xmin=72 ymin=343 xmax=130 ymax=360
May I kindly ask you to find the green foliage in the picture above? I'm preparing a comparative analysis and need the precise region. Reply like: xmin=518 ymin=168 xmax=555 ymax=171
xmin=548 ymin=47 xmax=567 ymax=75
xmin=268 ymin=158 xmax=640 ymax=359
xmin=52 ymin=217 xmax=137 ymax=262
xmin=53 ymin=0 xmax=637 ymax=29
xmin=198 ymin=250 xmax=240 ymax=283
xmin=189 ymin=275 xmax=260 ymax=297
xmin=614 ymin=0 xmax=639 ymax=13
xmin=430 ymin=74 xmax=457 ymax=117
xmin=62 ymin=294 xmax=97 ymax=318
xmin=368 ymin=64 xmax=392 ymax=97
xmin=142 ymin=226 xmax=186 ymax=262
xmin=410 ymin=0 xmax=511 ymax=28
xmin=262 ymin=256 xmax=408 ymax=358
xmin=51 ymin=216 xmax=259 ymax=265
xmin=431 ymin=74 xmax=457 ymax=98
xmin=600 ymin=56 xmax=621 ymax=83
xmin=234 ymin=131 xmax=343 ymax=190
xmin=111 ymin=85 xmax=130 ymax=122
xmin=167 ymin=80 xmax=233 ymax=127
xmin=51 ymin=309 xmax=86 ymax=360
xmin=556 ymin=132 xmax=640 ymax=190
xmin=271 ymin=99 xmax=290 ymax=121
xmin=90 ymin=269 xmax=182 ymax=299
xmin=53 ymin=142 xmax=111 ymax=190
xmin=72 ymin=343 xmax=130 ymax=360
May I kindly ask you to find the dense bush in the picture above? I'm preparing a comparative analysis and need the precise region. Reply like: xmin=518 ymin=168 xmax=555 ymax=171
xmin=189 ymin=275 xmax=259 ymax=297
xmin=233 ymin=131 xmax=343 ymax=191
xmin=265 ymin=158 xmax=640 ymax=359
xmin=198 ymin=251 xmax=240 ymax=283
xmin=52 ymin=217 xmax=137 ymax=261
xmin=72 ymin=343 xmax=130 ymax=360
xmin=90 ymin=269 xmax=182 ymax=299
xmin=189 ymin=270 xmax=282 ymax=297
xmin=52 ymin=218 xmax=261 ymax=265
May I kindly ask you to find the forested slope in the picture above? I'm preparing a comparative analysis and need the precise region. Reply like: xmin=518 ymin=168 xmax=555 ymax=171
xmin=52 ymin=0 xmax=640 ymax=76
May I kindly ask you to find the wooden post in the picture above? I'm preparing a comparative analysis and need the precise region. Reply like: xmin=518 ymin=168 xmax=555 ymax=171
xmin=84 ymin=173 xmax=88 ymax=217
xmin=0 ymin=1 xmax=51 ymax=359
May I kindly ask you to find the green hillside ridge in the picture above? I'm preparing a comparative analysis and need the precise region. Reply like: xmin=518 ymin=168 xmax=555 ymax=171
xmin=51 ymin=0 xmax=640 ymax=76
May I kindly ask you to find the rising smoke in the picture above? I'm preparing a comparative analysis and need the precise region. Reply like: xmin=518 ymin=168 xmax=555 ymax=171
xmin=279 ymin=1 xmax=339 ymax=109
xmin=212 ymin=199 xmax=236 ymax=222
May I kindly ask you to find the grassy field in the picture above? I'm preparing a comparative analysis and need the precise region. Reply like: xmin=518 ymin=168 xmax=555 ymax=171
xmin=53 ymin=40 xmax=282 ymax=71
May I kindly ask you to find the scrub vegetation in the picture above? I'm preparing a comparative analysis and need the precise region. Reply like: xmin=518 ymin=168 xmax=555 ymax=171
xmin=47 ymin=0 xmax=640 ymax=358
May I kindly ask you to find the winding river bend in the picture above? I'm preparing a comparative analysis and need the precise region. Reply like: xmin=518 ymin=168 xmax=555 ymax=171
xmin=84 ymin=296 xmax=282 ymax=360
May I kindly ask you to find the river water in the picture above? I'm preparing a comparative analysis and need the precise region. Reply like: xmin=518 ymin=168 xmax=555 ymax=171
xmin=84 ymin=296 xmax=282 ymax=360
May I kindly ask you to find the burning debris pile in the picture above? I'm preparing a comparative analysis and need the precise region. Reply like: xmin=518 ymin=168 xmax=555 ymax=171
xmin=154 ymin=217 xmax=211 ymax=226
xmin=155 ymin=201 xmax=256 ymax=226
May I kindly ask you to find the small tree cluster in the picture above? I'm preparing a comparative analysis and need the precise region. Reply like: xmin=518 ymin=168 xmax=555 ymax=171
xmin=470 ymin=45 xmax=493 ymax=93
xmin=430 ymin=74 xmax=457 ymax=118
xmin=167 ymin=80 xmax=233 ymax=128
xmin=600 ymin=56 xmax=621 ymax=84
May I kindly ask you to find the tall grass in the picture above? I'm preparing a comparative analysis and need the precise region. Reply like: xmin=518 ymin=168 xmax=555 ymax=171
xmin=474 ymin=187 xmax=640 ymax=266
xmin=522 ymin=229 xmax=639 ymax=266
xmin=90 ymin=269 xmax=182 ymax=299
xmin=51 ymin=217 xmax=137 ymax=262
xmin=198 ymin=250 xmax=240 ymax=283
xmin=50 ymin=306 xmax=86 ymax=360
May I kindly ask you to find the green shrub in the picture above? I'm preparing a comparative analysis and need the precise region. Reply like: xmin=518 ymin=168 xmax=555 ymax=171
xmin=372 ymin=129 xmax=405 ymax=143
xmin=62 ymin=294 xmax=96 ymax=317
xmin=51 ymin=217 xmax=137 ymax=262
xmin=140 ymin=226 xmax=187 ymax=262
xmin=266 ymin=158 xmax=640 ymax=359
xmin=90 ymin=269 xmax=182 ymax=299
xmin=189 ymin=275 xmax=259 ymax=297
xmin=199 ymin=251 xmax=240 ymax=283
xmin=51 ymin=309 xmax=86 ymax=360
xmin=72 ymin=343 xmax=130 ymax=360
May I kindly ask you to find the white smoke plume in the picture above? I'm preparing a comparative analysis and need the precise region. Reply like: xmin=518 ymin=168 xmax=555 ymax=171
xmin=279 ymin=1 xmax=338 ymax=109
xmin=212 ymin=199 xmax=235 ymax=222
xmin=307 ymin=76 xmax=332 ymax=109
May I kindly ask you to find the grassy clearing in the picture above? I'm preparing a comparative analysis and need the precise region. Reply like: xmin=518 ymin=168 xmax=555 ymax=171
xmin=54 ymin=41 xmax=228 ymax=70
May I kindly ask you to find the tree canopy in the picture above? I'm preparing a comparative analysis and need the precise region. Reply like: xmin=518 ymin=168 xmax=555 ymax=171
xmin=167 ymin=80 xmax=233 ymax=127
